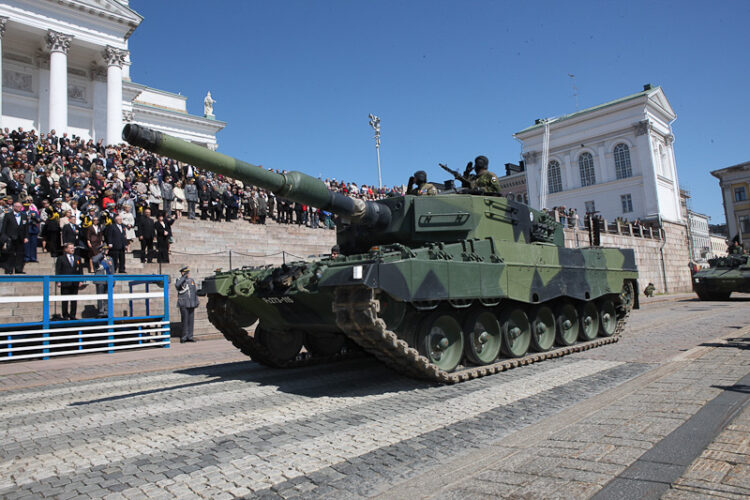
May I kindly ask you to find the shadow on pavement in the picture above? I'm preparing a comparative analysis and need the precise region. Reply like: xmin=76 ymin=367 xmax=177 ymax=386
xmin=699 ymin=336 xmax=750 ymax=351
xmin=71 ymin=356 xmax=429 ymax=404
xmin=711 ymin=383 xmax=750 ymax=394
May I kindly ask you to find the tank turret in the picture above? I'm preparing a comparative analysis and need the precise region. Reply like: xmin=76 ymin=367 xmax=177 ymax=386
xmin=123 ymin=124 xmax=562 ymax=253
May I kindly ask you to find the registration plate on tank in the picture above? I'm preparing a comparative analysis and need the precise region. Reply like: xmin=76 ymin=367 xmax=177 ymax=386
xmin=262 ymin=297 xmax=295 ymax=304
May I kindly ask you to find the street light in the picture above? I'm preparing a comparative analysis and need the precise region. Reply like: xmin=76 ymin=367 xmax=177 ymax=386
xmin=368 ymin=113 xmax=382 ymax=189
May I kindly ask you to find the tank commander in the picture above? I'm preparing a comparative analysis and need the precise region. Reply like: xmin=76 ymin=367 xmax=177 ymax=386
xmin=407 ymin=170 xmax=437 ymax=196
xmin=470 ymin=155 xmax=501 ymax=194
xmin=330 ymin=244 xmax=340 ymax=259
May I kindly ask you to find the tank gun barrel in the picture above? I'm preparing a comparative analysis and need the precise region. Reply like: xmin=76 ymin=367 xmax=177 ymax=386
xmin=122 ymin=124 xmax=390 ymax=228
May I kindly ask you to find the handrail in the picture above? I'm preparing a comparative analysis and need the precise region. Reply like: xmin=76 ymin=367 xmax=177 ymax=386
xmin=0 ymin=274 xmax=171 ymax=361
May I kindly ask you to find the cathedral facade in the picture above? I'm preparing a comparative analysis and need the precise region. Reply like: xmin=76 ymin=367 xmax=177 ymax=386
xmin=0 ymin=0 xmax=224 ymax=148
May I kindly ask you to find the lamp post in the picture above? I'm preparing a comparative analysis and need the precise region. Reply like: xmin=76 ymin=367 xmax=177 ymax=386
xmin=368 ymin=113 xmax=382 ymax=189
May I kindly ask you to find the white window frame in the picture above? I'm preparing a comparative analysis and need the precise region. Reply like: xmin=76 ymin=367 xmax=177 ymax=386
xmin=613 ymin=143 xmax=632 ymax=179
xmin=579 ymin=153 xmax=596 ymax=186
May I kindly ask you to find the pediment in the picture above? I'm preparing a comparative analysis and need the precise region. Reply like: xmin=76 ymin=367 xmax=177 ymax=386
xmin=57 ymin=0 xmax=142 ymax=26
xmin=647 ymin=88 xmax=676 ymax=120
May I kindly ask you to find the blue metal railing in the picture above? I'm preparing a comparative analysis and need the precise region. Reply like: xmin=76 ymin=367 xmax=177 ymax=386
xmin=0 ymin=274 xmax=170 ymax=361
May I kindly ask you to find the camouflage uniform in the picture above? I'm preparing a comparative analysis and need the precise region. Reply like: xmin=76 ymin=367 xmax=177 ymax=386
xmin=417 ymin=183 xmax=438 ymax=196
xmin=471 ymin=170 xmax=501 ymax=194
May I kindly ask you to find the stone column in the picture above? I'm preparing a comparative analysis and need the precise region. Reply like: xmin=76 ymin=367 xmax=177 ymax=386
xmin=46 ymin=30 xmax=73 ymax=135
xmin=103 ymin=45 xmax=128 ymax=146
xmin=0 ymin=17 xmax=8 ymax=127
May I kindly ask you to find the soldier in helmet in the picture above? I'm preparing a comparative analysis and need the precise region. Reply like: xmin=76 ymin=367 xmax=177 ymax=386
xmin=407 ymin=170 xmax=438 ymax=196
xmin=469 ymin=155 xmax=501 ymax=194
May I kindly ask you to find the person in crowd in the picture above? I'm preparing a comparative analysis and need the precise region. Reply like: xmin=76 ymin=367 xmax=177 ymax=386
xmin=136 ymin=208 xmax=155 ymax=264
xmin=91 ymin=245 xmax=114 ymax=318
xmin=55 ymin=242 xmax=83 ymax=320
xmin=85 ymin=213 xmax=103 ymax=272
xmin=155 ymin=213 xmax=173 ymax=263
xmin=175 ymin=265 xmax=199 ymax=343
xmin=210 ymin=183 xmax=223 ymax=221
xmin=185 ymin=178 xmax=198 ymax=220
xmin=161 ymin=176 xmax=174 ymax=217
xmin=43 ymin=200 xmax=62 ymax=257
xmin=120 ymin=203 xmax=137 ymax=245
xmin=0 ymin=201 xmax=28 ymax=274
xmin=256 ymin=191 xmax=267 ymax=224
xmin=105 ymin=214 xmax=128 ymax=273
xmin=61 ymin=209 xmax=78 ymax=247
xmin=148 ymin=177 xmax=162 ymax=215
xmin=172 ymin=180 xmax=186 ymax=219
xmin=23 ymin=200 xmax=40 ymax=263
xmin=198 ymin=183 xmax=211 ymax=220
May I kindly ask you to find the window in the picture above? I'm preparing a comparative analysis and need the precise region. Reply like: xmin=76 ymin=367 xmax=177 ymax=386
xmin=613 ymin=143 xmax=632 ymax=179
xmin=659 ymin=144 xmax=670 ymax=178
xmin=579 ymin=152 xmax=596 ymax=186
xmin=735 ymin=186 xmax=747 ymax=202
xmin=548 ymin=160 xmax=563 ymax=193
xmin=584 ymin=200 xmax=596 ymax=214
xmin=621 ymin=193 xmax=633 ymax=213
xmin=740 ymin=215 xmax=750 ymax=234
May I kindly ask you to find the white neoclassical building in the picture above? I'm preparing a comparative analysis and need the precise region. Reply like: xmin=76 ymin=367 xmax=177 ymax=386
xmin=514 ymin=84 xmax=682 ymax=224
xmin=0 ymin=0 xmax=224 ymax=148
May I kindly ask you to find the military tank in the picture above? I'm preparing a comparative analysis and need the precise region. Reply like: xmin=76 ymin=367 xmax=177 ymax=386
xmin=123 ymin=124 xmax=639 ymax=383
xmin=692 ymin=253 xmax=750 ymax=300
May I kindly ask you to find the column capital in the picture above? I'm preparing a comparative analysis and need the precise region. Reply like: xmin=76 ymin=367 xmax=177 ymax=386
xmin=103 ymin=45 xmax=129 ymax=67
xmin=0 ymin=16 xmax=9 ymax=39
xmin=46 ymin=30 xmax=73 ymax=54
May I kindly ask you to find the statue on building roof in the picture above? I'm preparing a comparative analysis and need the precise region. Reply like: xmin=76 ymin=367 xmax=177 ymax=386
xmin=204 ymin=91 xmax=216 ymax=118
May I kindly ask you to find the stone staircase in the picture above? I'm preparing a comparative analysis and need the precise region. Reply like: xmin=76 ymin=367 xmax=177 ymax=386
xmin=2 ymin=217 xmax=336 ymax=339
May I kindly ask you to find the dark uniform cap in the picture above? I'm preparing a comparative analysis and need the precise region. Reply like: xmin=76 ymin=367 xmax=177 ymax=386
xmin=180 ymin=266 xmax=190 ymax=273
xmin=474 ymin=156 xmax=489 ymax=171
xmin=414 ymin=170 xmax=427 ymax=184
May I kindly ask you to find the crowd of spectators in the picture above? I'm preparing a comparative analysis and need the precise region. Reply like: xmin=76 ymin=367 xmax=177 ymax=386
xmin=0 ymin=126 xmax=406 ymax=273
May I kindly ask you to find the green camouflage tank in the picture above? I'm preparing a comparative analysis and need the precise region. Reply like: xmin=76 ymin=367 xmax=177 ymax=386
xmin=124 ymin=124 xmax=639 ymax=383
xmin=692 ymin=254 xmax=750 ymax=300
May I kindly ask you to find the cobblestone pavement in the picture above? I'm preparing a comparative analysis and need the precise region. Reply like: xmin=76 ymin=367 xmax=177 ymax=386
xmin=0 ymin=295 xmax=748 ymax=499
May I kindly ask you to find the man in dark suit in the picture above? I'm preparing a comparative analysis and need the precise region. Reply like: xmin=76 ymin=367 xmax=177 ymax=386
xmin=55 ymin=242 xmax=83 ymax=320
xmin=136 ymin=208 xmax=155 ymax=263
xmin=0 ymin=201 xmax=28 ymax=274
xmin=106 ymin=214 xmax=128 ymax=273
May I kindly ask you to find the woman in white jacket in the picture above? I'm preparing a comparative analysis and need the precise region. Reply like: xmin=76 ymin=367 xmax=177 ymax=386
xmin=172 ymin=181 xmax=186 ymax=219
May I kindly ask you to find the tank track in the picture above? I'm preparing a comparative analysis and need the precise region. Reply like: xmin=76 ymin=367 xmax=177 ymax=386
xmin=332 ymin=286 xmax=629 ymax=384
xmin=206 ymin=295 xmax=357 ymax=369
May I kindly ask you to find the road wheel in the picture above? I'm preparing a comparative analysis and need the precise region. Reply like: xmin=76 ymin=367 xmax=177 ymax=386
xmin=254 ymin=326 xmax=304 ymax=363
xmin=599 ymin=299 xmax=617 ymax=337
xmin=530 ymin=305 xmax=556 ymax=352
xmin=578 ymin=301 xmax=599 ymax=341
xmin=305 ymin=332 xmax=347 ymax=356
xmin=463 ymin=308 xmax=502 ymax=365
xmin=555 ymin=301 xmax=579 ymax=346
xmin=620 ymin=281 xmax=635 ymax=313
xmin=417 ymin=312 xmax=464 ymax=372
xmin=500 ymin=307 xmax=531 ymax=358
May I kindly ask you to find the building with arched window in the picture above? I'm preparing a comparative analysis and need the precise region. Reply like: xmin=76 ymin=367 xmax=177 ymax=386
xmin=514 ymin=84 xmax=682 ymax=223
xmin=547 ymin=160 xmax=562 ymax=194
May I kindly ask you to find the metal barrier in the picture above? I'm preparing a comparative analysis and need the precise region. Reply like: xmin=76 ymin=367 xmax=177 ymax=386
xmin=0 ymin=274 xmax=170 ymax=361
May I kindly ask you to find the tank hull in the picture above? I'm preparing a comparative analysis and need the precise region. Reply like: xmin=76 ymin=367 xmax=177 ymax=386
xmin=692 ymin=263 xmax=750 ymax=300
xmin=202 ymin=241 xmax=638 ymax=382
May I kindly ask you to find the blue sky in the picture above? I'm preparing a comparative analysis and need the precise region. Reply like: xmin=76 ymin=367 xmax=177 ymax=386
xmin=128 ymin=0 xmax=749 ymax=224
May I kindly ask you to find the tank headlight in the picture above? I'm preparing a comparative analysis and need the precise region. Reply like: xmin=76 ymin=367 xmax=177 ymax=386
xmin=353 ymin=265 xmax=363 ymax=280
